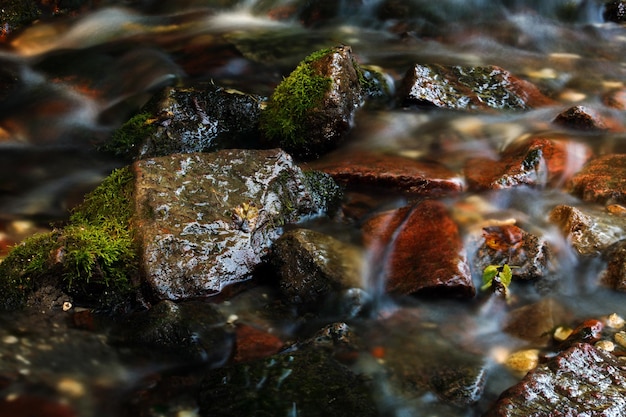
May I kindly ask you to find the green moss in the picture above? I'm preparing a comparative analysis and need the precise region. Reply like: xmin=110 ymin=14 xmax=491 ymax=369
xmin=99 ymin=112 xmax=157 ymax=159
xmin=303 ymin=170 xmax=343 ymax=216
xmin=0 ymin=167 xmax=138 ymax=310
xmin=260 ymin=49 xmax=333 ymax=147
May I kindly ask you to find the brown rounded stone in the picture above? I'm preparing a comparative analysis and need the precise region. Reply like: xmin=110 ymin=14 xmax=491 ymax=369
xmin=553 ymin=105 xmax=608 ymax=131
xmin=362 ymin=200 xmax=474 ymax=297
xmin=569 ymin=154 xmax=626 ymax=204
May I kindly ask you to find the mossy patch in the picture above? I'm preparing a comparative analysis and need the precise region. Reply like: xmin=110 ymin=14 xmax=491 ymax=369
xmin=260 ymin=48 xmax=333 ymax=148
xmin=0 ymin=167 xmax=138 ymax=310
xmin=99 ymin=112 xmax=157 ymax=159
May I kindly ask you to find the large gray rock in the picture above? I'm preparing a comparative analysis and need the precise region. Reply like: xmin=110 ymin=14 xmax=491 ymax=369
xmin=138 ymin=83 xmax=264 ymax=158
xmin=133 ymin=149 xmax=340 ymax=300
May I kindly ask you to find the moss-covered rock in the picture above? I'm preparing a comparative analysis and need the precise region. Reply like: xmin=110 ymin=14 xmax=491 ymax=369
xmin=98 ymin=112 xmax=157 ymax=159
xmin=0 ymin=167 xmax=138 ymax=310
xmin=260 ymin=45 xmax=380 ymax=159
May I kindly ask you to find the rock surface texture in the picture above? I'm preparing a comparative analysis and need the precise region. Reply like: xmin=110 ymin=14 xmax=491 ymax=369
xmin=485 ymin=343 xmax=626 ymax=417
xmin=133 ymin=149 xmax=338 ymax=300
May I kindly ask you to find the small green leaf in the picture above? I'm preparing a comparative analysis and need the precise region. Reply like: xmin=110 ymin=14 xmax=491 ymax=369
xmin=500 ymin=264 xmax=513 ymax=287
xmin=482 ymin=265 xmax=499 ymax=286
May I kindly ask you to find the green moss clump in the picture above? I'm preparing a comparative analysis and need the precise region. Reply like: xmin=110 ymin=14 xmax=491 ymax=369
xmin=99 ymin=112 xmax=157 ymax=159
xmin=0 ymin=167 xmax=138 ymax=310
xmin=260 ymin=48 xmax=333 ymax=148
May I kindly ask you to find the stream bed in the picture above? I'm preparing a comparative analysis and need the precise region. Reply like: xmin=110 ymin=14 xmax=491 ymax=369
xmin=2 ymin=1 xmax=626 ymax=416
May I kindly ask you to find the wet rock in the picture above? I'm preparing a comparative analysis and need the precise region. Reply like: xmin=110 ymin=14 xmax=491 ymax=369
xmin=366 ymin=309 xmax=487 ymax=406
xmin=136 ymin=83 xmax=264 ymax=158
xmin=559 ymin=319 xmax=604 ymax=349
xmin=260 ymin=46 xmax=366 ymax=159
xmin=308 ymin=150 xmax=464 ymax=196
xmin=569 ymin=154 xmax=626 ymax=204
xmin=503 ymin=298 xmax=570 ymax=344
xmin=604 ymin=1 xmax=626 ymax=23
xmin=484 ymin=343 xmax=626 ymax=417
xmin=601 ymin=240 xmax=626 ymax=291
xmin=270 ymin=228 xmax=365 ymax=306
xmin=362 ymin=200 xmax=475 ymax=298
xmin=398 ymin=64 xmax=553 ymax=111
xmin=549 ymin=204 xmax=626 ymax=255
xmin=553 ymin=105 xmax=609 ymax=131
xmin=198 ymin=348 xmax=377 ymax=417
xmin=110 ymin=300 xmax=234 ymax=364
xmin=233 ymin=323 xmax=284 ymax=363
xmin=134 ymin=149 xmax=341 ymax=300
xmin=469 ymin=224 xmax=552 ymax=281
xmin=465 ymin=136 xmax=592 ymax=190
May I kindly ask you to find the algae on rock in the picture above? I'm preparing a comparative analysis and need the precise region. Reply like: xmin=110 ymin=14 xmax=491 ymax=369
xmin=0 ymin=167 xmax=138 ymax=310
xmin=260 ymin=45 xmax=386 ymax=159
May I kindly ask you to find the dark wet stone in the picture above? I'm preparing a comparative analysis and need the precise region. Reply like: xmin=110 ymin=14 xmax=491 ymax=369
xmin=198 ymin=348 xmax=377 ymax=417
xmin=484 ymin=343 xmax=626 ymax=417
xmin=308 ymin=150 xmax=464 ymax=196
xmin=133 ymin=149 xmax=341 ymax=300
xmin=260 ymin=46 xmax=366 ymax=159
xmin=503 ymin=298 xmax=571 ymax=344
xmin=466 ymin=136 xmax=592 ymax=190
xmin=138 ymin=83 xmax=264 ymax=158
xmin=270 ymin=228 xmax=364 ymax=306
xmin=110 ymin=300 xmax=234 ymax=364
xmin=367 ymin=309 xmax=487 ymax=406
xmin=601 ymin=240 xmax=626 ymax=292
xmin=469 ymin=224 xmax=552 ymax=281
xmin=549 ymin=204 xmax=626 ymax=256
xmin=398 ymin=64 xmax=553 ymax=111
xmin=362 ymin=200 xmax=475 ymax=298
xmin=569 ymin=154 xmax=626 ymax=204
xmin=233 ymin=323 xmax=283 ymax=363
xmin=604 ymin=0 xmax=626 ymax=23
xmin=553 ymin=105 xmax=609 ymax=131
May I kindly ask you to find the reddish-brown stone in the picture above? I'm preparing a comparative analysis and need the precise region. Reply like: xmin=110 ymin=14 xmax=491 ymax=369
xmin=553 ymin=105 xmax=624 ymax=132
xmin=233 ymin=324 xmax=284 ymax=363
xmin=307 ymin=151 xmax=464 ymax=195
xmin=601 ymin=240 xmax=626 ymax=292
xmin=569 ymin=154 xmax=626 ymax=204
xmin=465 ymin=136 xmax=592 ymax=190
xmin=362 ymin=200 xmax=474 ymax=297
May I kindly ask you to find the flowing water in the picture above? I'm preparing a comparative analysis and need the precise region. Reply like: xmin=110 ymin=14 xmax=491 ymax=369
xmin=2 ymin=0 xmax=626 ymax=416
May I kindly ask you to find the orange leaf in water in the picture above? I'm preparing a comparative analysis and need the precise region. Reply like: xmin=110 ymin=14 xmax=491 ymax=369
xmin=483 ymin=224 xmax=524 ymax=252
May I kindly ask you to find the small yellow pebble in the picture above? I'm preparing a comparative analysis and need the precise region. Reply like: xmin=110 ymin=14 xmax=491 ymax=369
xmin=595 ymin=340 xmax=615 ymax=352
xmin=62 ymin=302 xmax=72 ymax=312
xmin=605 ymin=313 xmax=625 ymax=329
xmin=57 ymin=378 xmax=85 ymax=398
xmin=2 ymin=335 xmax=18 ymax=344
xmin=614 ymin=331 xmax=626 ymax=349
xmin=505 ymin=349 xmax=540 ymax=373
xmin=553 ymin=326 xmax=573 ymax=342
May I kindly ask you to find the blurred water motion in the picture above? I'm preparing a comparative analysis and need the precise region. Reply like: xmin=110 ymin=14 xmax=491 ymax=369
xmin=1 ymin=1 xmax=626 ymax=415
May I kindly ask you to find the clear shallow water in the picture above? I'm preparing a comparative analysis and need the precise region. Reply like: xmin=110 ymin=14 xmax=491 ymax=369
xmin=2 ymin=1 xmax=626 ymax=415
